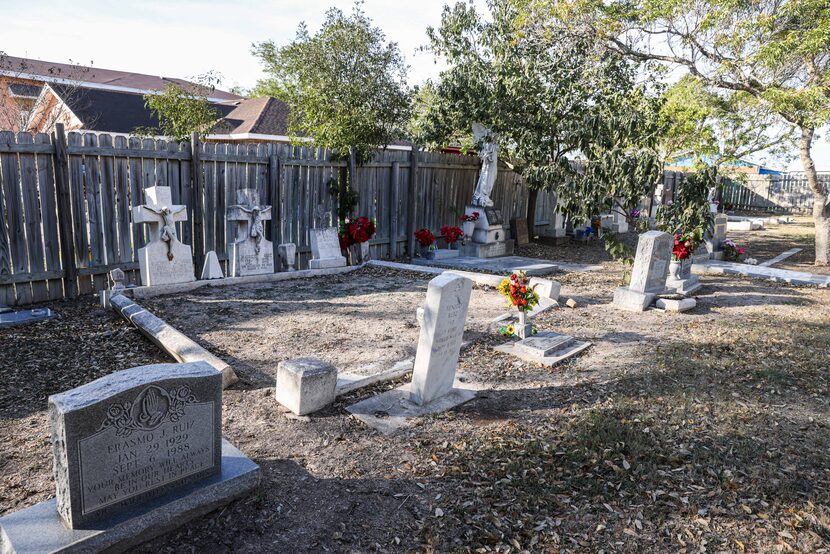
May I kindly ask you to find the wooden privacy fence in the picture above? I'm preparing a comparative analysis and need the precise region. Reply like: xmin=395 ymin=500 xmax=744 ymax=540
xmin=720 ymin=173 xmax=829 ymax=213
xmin=0 ymin=127 xmax=559 ymax=306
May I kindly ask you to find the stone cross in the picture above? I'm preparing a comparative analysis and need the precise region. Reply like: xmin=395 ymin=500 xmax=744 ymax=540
xmin=131 ymin=186 xmax=195 ymax=287
xmin=133 ymin=187 xmax=188 ymax=261
xmin=228 ymin=189 xmax=272 ymax=255
xmin=312 ymin=205 xmax=333 ymax=229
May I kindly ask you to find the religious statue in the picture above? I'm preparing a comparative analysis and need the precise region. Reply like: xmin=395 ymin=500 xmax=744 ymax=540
xmin=143 ymin=204 xmax=185 ymax=260
xmin=231 ymin=204 xmax=269 ymax=255
xmin=471 ymin=123 xmax=498 ymax=208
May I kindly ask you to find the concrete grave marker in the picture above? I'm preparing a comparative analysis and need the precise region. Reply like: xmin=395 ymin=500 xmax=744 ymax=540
xmin=309 ymin=227 xmax=346 ymax=269
xmin=278 ymin=243 xmax=297 ymax=272
xmin=228 ymin=188 xmax=273 ymax=277
xmin=613 ymin=231 xmax=672 ymax=311
xmin=0 ymin=362 xmax=259 ymax=552
xmin=132 ymin=186 xmax=195 ymax=286
xmin=494 ymin=331 xmax=591 ymax=366
xmin=201 ymin=250 xmax=224 ymax=280
xmin=510 ymin=217 xmax=530 ymax=247
xmin=347 ymin=273 xmax=477 ymax=433
xmin=410 ymin=273 xmax=474 ymax=405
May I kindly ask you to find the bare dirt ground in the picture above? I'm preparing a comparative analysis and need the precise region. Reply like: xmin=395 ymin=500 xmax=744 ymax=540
xmin=729 ymin=214 xmax=830 ymax=275
xmin=1 ymin=221 xmax=829 ymax=553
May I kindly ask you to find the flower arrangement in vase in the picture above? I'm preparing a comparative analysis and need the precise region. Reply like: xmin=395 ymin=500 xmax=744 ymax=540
xmin=339 ymin=216 xmax=376 ymax=264
xmin=414 ymin=228 xmax=436 ymax=257
xmin=722 ymin=239 xmax=746 ymax=262
xmin=670 ymin=232 xmax=696 ymax=280
xmin=497 ymin=270 xmax=540 ymax=338
xmin=459 ymin=211 xmax=479 ymax=241
xmin=440 ymin=225 xmax=464 ymax=249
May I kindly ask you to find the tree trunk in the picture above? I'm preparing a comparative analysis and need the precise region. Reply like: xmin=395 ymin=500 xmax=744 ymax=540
xmin=526 ymin=187 xmax=538 ymax=240
xmin=800 ymin=127 xmax=830 ymax=266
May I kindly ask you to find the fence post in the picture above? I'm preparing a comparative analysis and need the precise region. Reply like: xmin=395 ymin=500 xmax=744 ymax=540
xmin=389 ymin=161 xmax=400 ymax=259
xmin=190 ymin=132 xmax=205 ymax=273
xmin=53 ymin=124 xmax=78 ymax=299
xmin=269 ymin=153 xmax=281 ymax=254
xmin=407 ymin=147 xmax=419 ymax=258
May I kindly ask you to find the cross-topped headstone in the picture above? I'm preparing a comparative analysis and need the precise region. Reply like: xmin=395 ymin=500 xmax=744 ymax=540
xmin=132 ymin=186 xmax=195 ymax=286
xmin=312 ymin=205 xmax=333 ymax=229
xmin=228 ymin=188 xmax=274 ymax=276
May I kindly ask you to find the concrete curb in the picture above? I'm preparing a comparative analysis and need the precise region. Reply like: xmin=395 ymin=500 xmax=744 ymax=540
xmin=110 ymin=294 xmax=239 ymax=388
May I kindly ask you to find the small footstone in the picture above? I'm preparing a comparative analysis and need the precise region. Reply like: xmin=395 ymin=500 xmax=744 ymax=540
xmin=201 ymin=251 xmax=224 ymax=280
xmin=275 ymin=358 xmax=338 ymax=415
xmin=493 ymin=331 xmax=591 ymax=367
xmin=655 ymin=298 xmax=697 ymax=312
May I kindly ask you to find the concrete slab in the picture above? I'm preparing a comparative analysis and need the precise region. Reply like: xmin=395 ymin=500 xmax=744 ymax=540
xmin=411 ymin=255 xmax=557 ymax=276
xmin=759 ymin=248 xmax=803 ymax=267
xmin=692 ymin=260 xmax=830 ymax=287
xmin=336 ymin=358 xmax=414 ymax=395
xmin=0 ymin=308 xmax=56 ymax=328
xmin=493 ymin=333 xmax=591 ymax=366
xmin=0 ymin=439 xmax=259 ymax=554
xmin=346 ymin=380 xmax=478 ymax=435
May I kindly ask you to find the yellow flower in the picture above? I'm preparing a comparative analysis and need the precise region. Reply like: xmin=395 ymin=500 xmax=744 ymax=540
xmin=506 ymin=324 xmax=515 ymax=335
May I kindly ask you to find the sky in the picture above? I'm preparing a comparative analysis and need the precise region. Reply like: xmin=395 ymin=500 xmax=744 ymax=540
xmin=3 ymin=0 xmax=827 ymax=170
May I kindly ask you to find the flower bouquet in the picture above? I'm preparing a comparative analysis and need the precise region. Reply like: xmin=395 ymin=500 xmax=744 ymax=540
xmin=672 ymin=232 xmax=695 ymax=261
xmin=722 ymin=239 xmax=746 ymax=262
xmin=440 ymin=225 xmax=464 ymax=249
xmin=460 ymin=212 xmax=479 ymax=239
xmin=497 ymin=271 xmax=539 ymax=339
xmin=415 ymin=228 xmax=436 ymax=257
xmin=339 ymin=216 xmax=376 ymax=264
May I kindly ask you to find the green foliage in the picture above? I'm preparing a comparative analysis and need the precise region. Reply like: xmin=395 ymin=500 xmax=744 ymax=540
xmin=603 ymin=232 xmax=634 ymax=266
xmin=418 ymin=0 xmax=665 ymax=225
xmin=140 ymin=73 xmax=222 ymax=141
xmin=655 ymin=167 xmax=716 ymax=243
xmin=252 ymin=3 xmax=410 ymax=164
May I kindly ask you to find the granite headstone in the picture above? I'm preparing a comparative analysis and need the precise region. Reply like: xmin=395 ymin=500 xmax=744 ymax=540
xmin=612 ymin=231 xmax=672 ymax=312
xmin=228 ymin=188 xmax=273 ymax=277
xmin=309 ymin=227 xmax=346 ymax=269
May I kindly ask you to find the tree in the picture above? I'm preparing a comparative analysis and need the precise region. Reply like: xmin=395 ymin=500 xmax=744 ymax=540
xmin=140 ymin=73 xmax=222 ymax=141
xmin=252 ymin=3 xmax=410 ymax=219
xmin=417 ymin=0 xmax=664 ymax=236
xmin=600 ymin=0 xmax=830 ymax=264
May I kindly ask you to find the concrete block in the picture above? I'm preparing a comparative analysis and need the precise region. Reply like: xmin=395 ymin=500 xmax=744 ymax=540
xmin=275 ymin=358 xmax=337 ymax=415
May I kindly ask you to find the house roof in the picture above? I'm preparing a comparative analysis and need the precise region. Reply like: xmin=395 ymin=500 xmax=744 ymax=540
xmin=0 ymin=55 xmax=242 ymax=102
xmin=44 ymin=84 xmax=292 ymax=137
xmin=218 ymin=97 xmax=290 ymax=135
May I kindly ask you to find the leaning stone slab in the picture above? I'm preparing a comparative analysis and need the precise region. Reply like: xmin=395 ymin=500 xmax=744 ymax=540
xmin=613 ymin=231 xmax=672 ymax=312
xmin=110 ymin=294 xmax=239 ymax=388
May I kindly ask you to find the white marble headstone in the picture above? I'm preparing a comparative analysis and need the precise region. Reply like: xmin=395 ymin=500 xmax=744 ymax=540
xmin=228 ymin=189 xmax=273 ymax=277
xmin=410 ymin=273 xmax=473 ymax=406
xmin=309 ymin=227 xmax=346 ymax=269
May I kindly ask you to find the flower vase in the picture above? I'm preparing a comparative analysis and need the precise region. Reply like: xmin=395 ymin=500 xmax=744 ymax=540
xmin=449 ymin=241 xmax=460 ymax=250
xmin=462 ymin=221 xmax=475 ymax=240
xmin=669 ymin=259 xmax=682 ymax=281
xmin=516 ymin=310 xmax=532 ymax=339
xmin=421 ymin=245 xmax=436 ymax=259
xmin=359 ymin=241 xmax=370 ymax=263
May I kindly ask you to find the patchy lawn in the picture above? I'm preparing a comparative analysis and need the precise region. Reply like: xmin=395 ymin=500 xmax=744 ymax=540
xmin=1 ymin=221 xmax=829 ymax=553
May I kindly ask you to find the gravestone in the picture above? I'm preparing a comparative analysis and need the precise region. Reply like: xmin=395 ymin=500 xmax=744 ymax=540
xmin=410 ymin=273 xmax=473 ymax=405
xmin=100 ymin=268 xmax=127 ymax=307
xmin=309 ymin=227 xmax=346 ymax=269
xmin=494 ymin=331 xmax=591 ymax=366
xmin=201 ymin=250 xmax=224 ymax=280
xmin=278 ymin=243 xmax=297 ymax=272
xmin=228 ymin=189 xmax=273 ymax=277
xmin=132 ymin=186 xmax=195 ymax=287
xmin=510 ymin=217 xmax=530 ymax=247
xmin=612 ymin=231 xmax=672 ymax=312
xmin=0 ymin=362 xmax=259 ymax=552
xmin=346 ymin=273 xmax=477 ymax=433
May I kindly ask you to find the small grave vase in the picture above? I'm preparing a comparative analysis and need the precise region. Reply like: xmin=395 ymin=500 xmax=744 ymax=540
xmin=516 ymin=310 xmax=533 ymax=339
xmin=348 ymin=241 xmax=371 ymax=265
xmin=462 ymin=221 xmax=475 ymax=239
xmin=669 ymin=259 xmax=682 ymax=281
xmin=449 ymin=241 xmax=460 ymax=250
xmin=421 ymin=245 xmax=437 ymax=259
